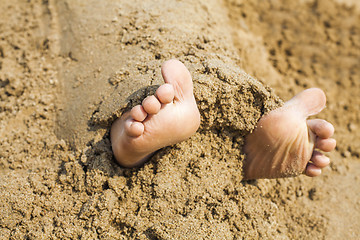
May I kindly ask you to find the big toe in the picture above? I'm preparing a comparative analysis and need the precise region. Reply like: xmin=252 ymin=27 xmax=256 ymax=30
xmin=285 ymin=88 xmax=326 ymax=118
xmin=161 ymin=59 xmax=194 ymax=101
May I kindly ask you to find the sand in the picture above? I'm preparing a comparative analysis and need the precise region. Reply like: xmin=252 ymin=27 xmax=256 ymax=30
xmin=0 ymin=0 xmax=359 ymax=239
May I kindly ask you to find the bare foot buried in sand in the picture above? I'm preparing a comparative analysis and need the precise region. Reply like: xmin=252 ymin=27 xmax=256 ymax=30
xmin=243 ymin=88 xmax=336 ymax=180
xmin=111 ymin=61 xmax=335 ymax=179
xmin=110 ymin=59 xmax=200 ymax=167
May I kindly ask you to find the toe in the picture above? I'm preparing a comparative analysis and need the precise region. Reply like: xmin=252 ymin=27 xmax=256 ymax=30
xmin=311 ymin=151 xmax=330 ymax=168
xmin=156 ymin=83 xmax=175 ymax=104
xmin=305 ymin=163 xmax=322 ymax=177
xmin=142 ymin=95 xmax=161 ymax=114
xmin=125 ymin=119 xmax=144 ymax=137
xmin=286 ymin=88 xmax=326 ymax=118
xmin=307 ymin=119 xmax=334 ymax=139
xmin=130 ymin=105 xmax=147 ymax=122
xmin=161 ymin=59 xmax=194 ymax=101
xmin=315 ymin=138 xmax=336 ymax=152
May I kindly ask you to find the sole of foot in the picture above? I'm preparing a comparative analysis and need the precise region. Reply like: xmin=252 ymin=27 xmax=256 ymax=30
xmin=243 ymin=88 xmax=336 ymax=180
xmin=110 ymin=59 xmax=200 ymax=167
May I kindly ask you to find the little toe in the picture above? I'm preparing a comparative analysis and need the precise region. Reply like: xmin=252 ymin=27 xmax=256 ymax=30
xmin=305 ymin=163 xmax=322 ymax=177
xmin=142 ymin=95 xmax=161 ymax=114
xmin=125 ymin=119 xmax=144 ymax=137
xmin=156 ymin=83 xmax=175 ymax=104
xmin=307 ymin=119 xmax=334 ymax=139
xmin=311 ymin=151 xmax=330 ymax=168
xmin=315 ymin=138 xmax=336 ymax=152
xmin=130 ymin=105 xmax=147 ymax=122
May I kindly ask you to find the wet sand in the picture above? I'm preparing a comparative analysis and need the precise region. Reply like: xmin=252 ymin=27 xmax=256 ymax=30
xmin=1 ymin=0 xmax=360 ymax=239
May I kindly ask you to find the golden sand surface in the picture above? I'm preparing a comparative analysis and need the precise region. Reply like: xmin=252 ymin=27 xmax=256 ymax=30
xmin=0 ymin=0 xmax=359 ymax=239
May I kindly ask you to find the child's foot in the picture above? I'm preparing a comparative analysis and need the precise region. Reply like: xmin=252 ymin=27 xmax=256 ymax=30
xmin=110 ymin=59 xmax=200 ymax=167
xmin=243 ymin=88 xmax=336 ymax=179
